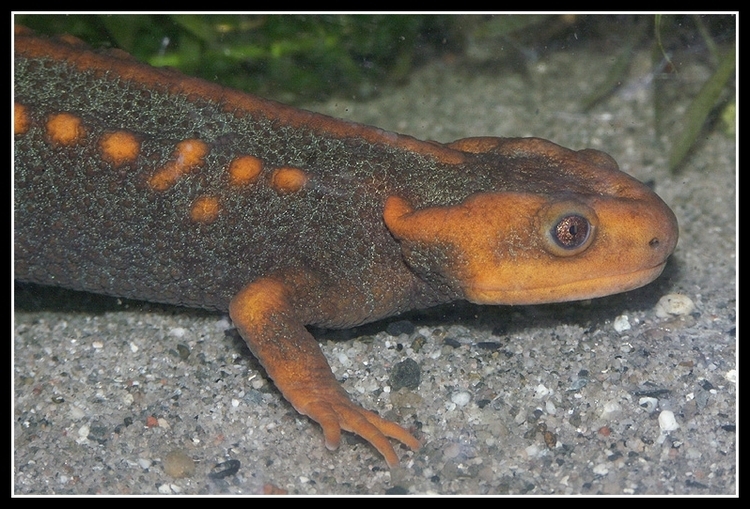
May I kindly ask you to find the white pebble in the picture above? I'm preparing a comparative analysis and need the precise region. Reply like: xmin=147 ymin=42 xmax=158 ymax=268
xmin=77 ymin=424 xmax=90 ymax=438
xmin=593 ymin=463 xmax=609 ymax=476
xmin=655 ymin=294 xmax=695 ymax=318
xmin=600 ymin=400 xmax=622 ymax=419
xmin=613 ymin=314 xmax=631 ymax=332
xmin=215 ymin=317 xmax=232 ymax=330
xmin=168 ymin=327 xmax=187 ymax=338
xmin=524 ymin=444 xmax=542 ymax=458
xmin=451 ymin=391 xmax=471 ymax=406
xmin=639 ymin=397 xmax=658 ymax=413
xmin=658 ymin=410 xmax=679 ymax=431
xmin=534 ymin=384 xmax=551 ymax=398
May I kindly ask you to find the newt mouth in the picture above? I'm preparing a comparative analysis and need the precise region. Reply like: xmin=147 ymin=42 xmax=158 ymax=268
xmin=465 ymin=261 xmax=669 ymax=306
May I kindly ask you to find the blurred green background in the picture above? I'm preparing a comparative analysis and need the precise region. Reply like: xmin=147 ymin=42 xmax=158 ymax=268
xmin=15 ymin=14 xmax=735 ymax=170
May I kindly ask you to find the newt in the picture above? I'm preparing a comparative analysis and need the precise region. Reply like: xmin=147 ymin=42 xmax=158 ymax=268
xmin=13 ymin=27 xmax=678 ymax=467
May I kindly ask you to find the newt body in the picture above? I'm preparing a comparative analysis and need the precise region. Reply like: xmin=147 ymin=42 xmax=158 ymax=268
xmin=14 ymin=28 xmax=678 ymax=466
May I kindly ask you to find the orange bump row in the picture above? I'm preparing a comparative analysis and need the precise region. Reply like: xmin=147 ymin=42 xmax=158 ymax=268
xmin=228 ymin=155 xmax=263 ymax=187
xmin=100 ymin=130 xmax=141 ymax=167
xmin=271 ymin=166 xmax=309 ymax=195
xmin=46 ymin=112 xmax=86 ymax=146
xmin=148 ymin=139 xmax=209 ymax=191
xmin=14 ymin=103 xmax=30 ymax=136
xmin=190 ymin=195 xmax=221 ymax=224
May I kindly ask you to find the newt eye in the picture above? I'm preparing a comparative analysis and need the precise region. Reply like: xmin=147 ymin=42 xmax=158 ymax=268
xmin=552 ymin=215 xmax=590 ymax=249
xmin=538 ymin=200 xmax=598 ymax=257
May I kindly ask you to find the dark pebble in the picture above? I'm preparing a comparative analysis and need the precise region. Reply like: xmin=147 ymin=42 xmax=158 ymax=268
xmin=444 ymin=337 xmax=461 ymax=348
xmin=385 ymin=486 xmax=409 ymax=495
xmin=389 ymin=358 xmax=421 ymax=390
xmin=386 ymin=320 xmax=415 ymax=336
xmin=476 ymin=341 xmax=501 ymax=350
xmin=209 ymin=459 xmax=241 ymax=479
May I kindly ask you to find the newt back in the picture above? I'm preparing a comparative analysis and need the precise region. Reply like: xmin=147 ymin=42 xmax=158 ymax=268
xmin=14 ymin=29 xmax=453 ymax=320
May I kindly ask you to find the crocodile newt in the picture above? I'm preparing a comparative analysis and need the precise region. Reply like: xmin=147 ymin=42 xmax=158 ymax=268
xmin=13 ymin=26 xmax=679 ymax=467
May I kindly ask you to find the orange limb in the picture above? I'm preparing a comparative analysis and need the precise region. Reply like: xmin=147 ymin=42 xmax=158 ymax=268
xmin=229 ymin=277 xmax=420 ymax=467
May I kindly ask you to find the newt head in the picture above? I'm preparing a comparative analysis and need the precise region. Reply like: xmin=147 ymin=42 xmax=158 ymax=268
xmin=383 ymin=137 xmax=679 ymax=305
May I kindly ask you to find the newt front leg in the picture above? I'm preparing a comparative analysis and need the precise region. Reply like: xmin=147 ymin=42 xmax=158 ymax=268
xmin=229 ymin=277 xmax=420 ymax=467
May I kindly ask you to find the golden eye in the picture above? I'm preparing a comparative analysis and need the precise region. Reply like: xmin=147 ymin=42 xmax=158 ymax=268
xmin=537 ymin=200 xmax=598 ymax=257
xmin=552 ymin=215 xmax=590 ymax=249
